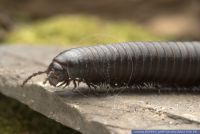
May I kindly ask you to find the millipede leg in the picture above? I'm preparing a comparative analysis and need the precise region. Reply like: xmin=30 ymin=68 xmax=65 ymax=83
xmin=90 ymin=83 xmax=97 ymax=89
xmin=86 ymin=82 xmax=91 ymax=89
xmin=76 ymin=78 xmax=82 ymax=87
xmin=57 ymin=81 xmax=66 ymax=87
xmin=63 ymin=80 xmax=70 ymax=89
xmin=70 ymin=80 xmax=77 ymax=93
xmin=73 ymin=80 xmax=77 ymax=89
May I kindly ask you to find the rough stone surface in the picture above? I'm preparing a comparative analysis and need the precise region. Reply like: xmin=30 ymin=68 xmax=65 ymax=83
xmin=0 ymin=45 xmax=200 ymax=134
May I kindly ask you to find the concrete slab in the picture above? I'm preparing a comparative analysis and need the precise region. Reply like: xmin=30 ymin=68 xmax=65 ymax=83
xmin=0 ymin=45 xmax=200 ymax=134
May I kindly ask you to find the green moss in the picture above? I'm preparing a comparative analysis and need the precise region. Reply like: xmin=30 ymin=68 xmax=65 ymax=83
xmin=6 ymin=15 xmax=163 ymax=46
xmin=0 ymin=94 xmax=80 ymax=134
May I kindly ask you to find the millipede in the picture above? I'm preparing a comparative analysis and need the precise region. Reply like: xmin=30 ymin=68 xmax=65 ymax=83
xmin=22 ymin=42 xmax=200 ymax=89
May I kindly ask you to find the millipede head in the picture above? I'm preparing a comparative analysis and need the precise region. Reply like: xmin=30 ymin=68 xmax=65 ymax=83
xmin=22 ymin=61 xmax=70 ymax=88
xmin=47 ymin=61 xmax=69 ymax=87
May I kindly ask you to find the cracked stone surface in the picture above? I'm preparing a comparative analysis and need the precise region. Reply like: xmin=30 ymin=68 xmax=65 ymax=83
xmin=0 ymin=45 xmax=200 ymax=134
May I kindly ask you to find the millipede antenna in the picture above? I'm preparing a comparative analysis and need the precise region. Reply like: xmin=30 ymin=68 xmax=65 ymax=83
xmin=21 ymin=70 xmax=47 ymax=87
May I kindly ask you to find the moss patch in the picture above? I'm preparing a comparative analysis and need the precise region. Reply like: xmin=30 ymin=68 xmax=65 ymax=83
xmin=6 ymin=15 xmax=163 ymax=46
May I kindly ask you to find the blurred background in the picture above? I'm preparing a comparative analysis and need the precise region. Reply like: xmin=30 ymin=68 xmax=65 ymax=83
xmin=0 ymin=0 xmax=200 ymax=133
xmin=1 ymin=0 xmax=200 ymax=46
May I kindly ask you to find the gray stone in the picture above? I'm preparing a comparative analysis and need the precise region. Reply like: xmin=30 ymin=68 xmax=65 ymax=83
xmin=0 ymin=45 xmax=200 ymax=134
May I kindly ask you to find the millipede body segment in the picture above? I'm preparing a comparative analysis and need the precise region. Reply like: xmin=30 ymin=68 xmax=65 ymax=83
xmin=22 ymin=42 xmax=200 ymax=88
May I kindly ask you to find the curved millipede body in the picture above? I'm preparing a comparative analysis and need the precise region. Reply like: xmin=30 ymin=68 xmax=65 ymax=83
xmin=22 ymin=42 xmax=200 ymax=88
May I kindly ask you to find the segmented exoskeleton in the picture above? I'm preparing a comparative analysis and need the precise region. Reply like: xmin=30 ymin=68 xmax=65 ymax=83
xmin=22 ymin=42 xmax=200 ymax=89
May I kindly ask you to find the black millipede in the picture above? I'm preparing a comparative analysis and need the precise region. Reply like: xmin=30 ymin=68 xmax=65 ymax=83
xmin=22 ymin=42 xmax=200 ymax=89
